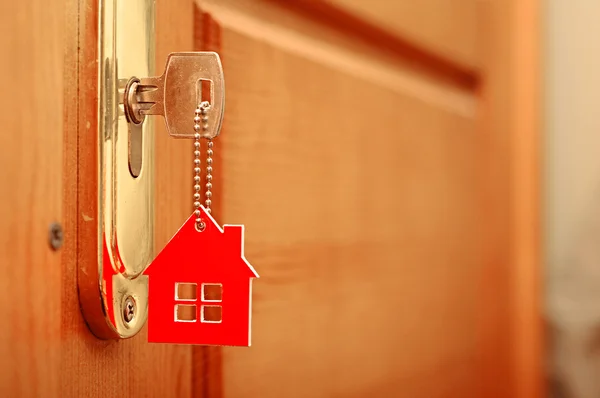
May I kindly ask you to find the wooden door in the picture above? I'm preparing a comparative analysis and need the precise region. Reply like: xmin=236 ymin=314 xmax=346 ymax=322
xmin=0 ymin=0 xmax=542 ymax=397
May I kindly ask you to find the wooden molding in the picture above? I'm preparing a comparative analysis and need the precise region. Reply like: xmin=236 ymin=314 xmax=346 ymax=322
xmin=266 ymin=0 xmax=479 ymax=90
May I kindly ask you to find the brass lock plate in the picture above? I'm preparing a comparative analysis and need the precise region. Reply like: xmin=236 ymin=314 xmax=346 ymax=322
xmin=78 ymin=0 xmax=155 ymax=339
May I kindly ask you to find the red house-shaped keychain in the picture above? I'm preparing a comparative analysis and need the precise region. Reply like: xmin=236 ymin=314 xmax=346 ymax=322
xmin=144 ymin=206 xmax=259 ymax=346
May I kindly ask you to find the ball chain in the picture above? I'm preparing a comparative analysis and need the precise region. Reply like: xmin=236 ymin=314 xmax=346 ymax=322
xmin=205 ymin=139 xmax=213 ymax=213
xmin=193 ymin=101 xmax=211 ymax=231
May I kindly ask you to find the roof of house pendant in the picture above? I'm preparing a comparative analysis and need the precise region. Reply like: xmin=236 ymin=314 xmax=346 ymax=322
xmin=145 ymin=206 xmax=259 ymax=280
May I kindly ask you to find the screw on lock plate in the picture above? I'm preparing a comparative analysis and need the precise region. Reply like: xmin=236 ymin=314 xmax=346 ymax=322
xmin=123 ymin=52 xmax=225 ymax=139
xmin=123 ymin=296 xmax=136 ymax=324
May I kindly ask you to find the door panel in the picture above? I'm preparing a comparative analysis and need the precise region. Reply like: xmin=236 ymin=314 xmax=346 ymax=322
xmin=200 ymin=2 xmax=485 ymax=397
xmin=223 ymin=41 xmax=480 ymax=396
xmin=200 ymin=0 xmax=542 ymax=397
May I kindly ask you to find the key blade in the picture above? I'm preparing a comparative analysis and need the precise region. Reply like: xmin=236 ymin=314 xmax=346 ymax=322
xmin=160 ymin=52 xmax=224 ymax=139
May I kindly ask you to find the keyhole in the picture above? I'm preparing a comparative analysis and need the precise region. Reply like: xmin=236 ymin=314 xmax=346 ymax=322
xmin=128 ymin=123 xmax=144 ymax=178
xmin=124 ymin=77 xmax=144 ymax=178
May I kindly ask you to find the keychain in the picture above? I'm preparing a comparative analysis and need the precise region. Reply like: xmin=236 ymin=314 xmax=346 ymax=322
xmin=145 ymin=101 xmax=259 ymax=346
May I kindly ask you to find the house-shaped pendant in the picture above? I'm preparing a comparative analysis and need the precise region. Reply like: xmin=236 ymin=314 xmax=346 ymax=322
xmin=144 ymin=206 xmax=259 ymax=346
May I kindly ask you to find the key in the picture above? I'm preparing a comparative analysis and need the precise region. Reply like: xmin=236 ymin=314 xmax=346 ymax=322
xmin=123 ymin=52 xmax=225 ymax=139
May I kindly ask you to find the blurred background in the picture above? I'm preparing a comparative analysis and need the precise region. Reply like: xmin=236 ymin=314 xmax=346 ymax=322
xmin=546 ymin=1 xmax=600 ymax=397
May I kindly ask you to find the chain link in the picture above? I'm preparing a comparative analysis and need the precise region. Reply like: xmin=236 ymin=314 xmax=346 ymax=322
xmin=193 ymin=101 xmax=211 ymax=231
xmin=205 ymin=139 xmax=213 ymax=213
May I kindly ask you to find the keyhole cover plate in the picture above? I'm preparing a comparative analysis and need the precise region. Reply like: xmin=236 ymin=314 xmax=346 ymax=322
xmin=77 ymin=0 xmax=155 ymax=339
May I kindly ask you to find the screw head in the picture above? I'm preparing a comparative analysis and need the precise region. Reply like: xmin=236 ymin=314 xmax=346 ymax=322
xmin=123 ymin=296 xmax=136 ymax=323
xmin=48 ymin=222 xmax=63 ymax=250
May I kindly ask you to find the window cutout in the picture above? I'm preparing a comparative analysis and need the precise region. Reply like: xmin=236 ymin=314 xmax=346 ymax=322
xmin=201 ymin=305 xmax=222 ymax=323
xmin=175 ymin=283 xmax=197 ymax=301
xmin=202 ymin=283 xmax=222 ymax=302
xmin=175 ymin=304 xmax=197 ymax=322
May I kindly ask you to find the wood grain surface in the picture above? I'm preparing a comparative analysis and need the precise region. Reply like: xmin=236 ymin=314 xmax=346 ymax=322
xmin=200 ymin=1 xmax=490 ymax=397
xmin=199 ymin=0 xmax=542 ymax=397
xmin=219 ymin=40 xmax=478 ymax=398
xmin=0 ymin=0 xmax=64 ymax=396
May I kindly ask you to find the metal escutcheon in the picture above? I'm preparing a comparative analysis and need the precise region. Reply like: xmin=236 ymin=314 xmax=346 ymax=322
xmin=77 ymin=0 xmax=155 ymax=339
